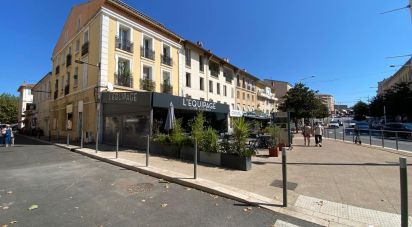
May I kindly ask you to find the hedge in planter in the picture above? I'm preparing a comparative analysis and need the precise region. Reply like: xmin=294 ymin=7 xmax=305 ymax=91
xmin=199 ymin=126 xmax=221 ymax=166
xmin=221 ymin=118 xmax=253 ymax=171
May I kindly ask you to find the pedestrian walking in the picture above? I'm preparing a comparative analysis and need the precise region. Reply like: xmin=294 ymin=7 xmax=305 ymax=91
xmin=10 ymin=128 xmax=14 ymax=147
xmin=4 ymin=125 xmax=12 ymax=148
xmin=314 ymin=122 xmax=324 ymax=147
xmin=302 ymin=122 xmax=312 ymax=146
xmin=1 ymin=126 xmax=6 ymax=146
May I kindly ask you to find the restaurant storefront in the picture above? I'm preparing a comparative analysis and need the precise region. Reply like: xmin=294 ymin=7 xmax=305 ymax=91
xmin=101 ymin=92 xmax=229 ymax=150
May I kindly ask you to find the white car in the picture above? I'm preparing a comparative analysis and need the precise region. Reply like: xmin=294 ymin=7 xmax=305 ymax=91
xmin=328 ymin=121 xmax=340 ymax=128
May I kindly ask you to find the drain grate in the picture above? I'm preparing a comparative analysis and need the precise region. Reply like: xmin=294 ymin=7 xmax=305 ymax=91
xmin=270 ymin=180 xmax=298 ymax=190
xmin=127 ymin=183 xmax=154 ymax=193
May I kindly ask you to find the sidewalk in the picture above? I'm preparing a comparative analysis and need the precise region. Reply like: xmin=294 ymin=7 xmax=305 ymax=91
xmin=29 ymin=134 xmax=412 ymax=226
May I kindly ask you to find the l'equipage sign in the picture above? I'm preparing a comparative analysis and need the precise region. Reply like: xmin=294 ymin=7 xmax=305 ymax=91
xmin=182 ymin=98 xmax=216 ymax=111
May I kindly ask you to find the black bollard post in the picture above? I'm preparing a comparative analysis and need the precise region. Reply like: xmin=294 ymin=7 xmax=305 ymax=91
xmin=282 ymin=147 xmax=287 ymax=207
xmin=146 ymin=134 xmax=149 ymax=167
xmin=399 ymin=158 xmax=408 ymax=227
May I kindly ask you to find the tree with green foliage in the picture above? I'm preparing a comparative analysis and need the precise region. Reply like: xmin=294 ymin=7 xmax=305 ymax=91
xmin=191 ymin=112 xmax=205 ymax=149
xmin=313 ymin=98 xmax=329 ymax=119
xmin=369 ymin=82 xmax=412 ymax=120
xmin=230 ymin=117 xmax=253 ymax=157
xmin=353 ymin=101 xmax=369 ymax=121
xmin=0 ymin=93 xmax=18 ymax=124
xmin=279 ymin=83 xmax=321 ymax=132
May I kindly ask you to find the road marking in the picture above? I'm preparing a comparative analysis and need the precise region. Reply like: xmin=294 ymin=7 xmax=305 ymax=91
xmin=274 ymin=220 xmax=299 ymax=227
xmin=294 ymin=195 xmax=412 ymax=226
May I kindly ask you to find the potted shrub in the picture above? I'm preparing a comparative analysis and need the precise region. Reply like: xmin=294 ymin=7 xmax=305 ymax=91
xmin=266 ymin=125 xmax=281 ymax=157
xmin=151 ymin=133 xmax=176 ymax=157
xmin=199 ymin=126 xmax=220 ymax=165
xmin=221 ymin=117 xmax=252 ymax=171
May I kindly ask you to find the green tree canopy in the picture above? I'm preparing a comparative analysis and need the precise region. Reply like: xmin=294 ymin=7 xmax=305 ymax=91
xmin=353 ymin=101 xmax=369 ymax=121
xmin=369 ymin=82 xmax=412 ymax=120
xmin=313 ymin=98 xmax=329 ymax=119
xmin=0 ymin=93 xmax=18 ymax=124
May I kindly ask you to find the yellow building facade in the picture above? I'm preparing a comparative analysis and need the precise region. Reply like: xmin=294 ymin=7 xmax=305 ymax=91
xmin=235 ymin=71 xmax=258 ymax=112
xmin=49 ymin=0 xmax=182 ymax=142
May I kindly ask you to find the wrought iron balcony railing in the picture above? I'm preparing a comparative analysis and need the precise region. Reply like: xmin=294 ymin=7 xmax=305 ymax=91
xmin=161 ymin=55 xmax=172 ymax=66
xmin=115 ymin=36 xmax=133 ymax=53
xmin=114 ymin=73 xmax=133 ymax=88
xmin=140 ymin=46 xmax=155 ymax=60
xmin=140 ymin=78 xmax=155 ymax=91
xmin=161 ymin=83 xmax=173 ymax=94
xmin=81 ymin=42 xmax=89 ymax=56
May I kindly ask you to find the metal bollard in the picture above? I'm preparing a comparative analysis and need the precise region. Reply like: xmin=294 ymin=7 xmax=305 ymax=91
xmin=396 ymin=132 xmax=399 ymax=150
xmin=381 ymin=130 xmax=384 ymax=148
xmin=57 ymin=131 xmax=60 ymax=143
xmin=146 ymin=134 xmax=149 ymax=167
xmin=95 ymin=132 xmax=99 ymax=153
xmin=369 ymin=129 xmax=372 ymax=146
xmin=116 ymin=132 xmax=119 ymax=159
xmin=194 ymin=139 xmax=198 ymax=179
xmin=334 ymin=128 xmax=337 ymax=140
xmin=80 ymin=131 xmax=83 ymax=149
xmin=67 ymin=133 xmax=70 ymax=149
xmin=399 ymin=158 xmax=408 ymax=227
xmin=48 ymin=130 xmax=51 ymax=142
xmin=282 ymin=147 xmax=287 ymax=207
xmin=342 ymin=126 xmax=345 ymax=141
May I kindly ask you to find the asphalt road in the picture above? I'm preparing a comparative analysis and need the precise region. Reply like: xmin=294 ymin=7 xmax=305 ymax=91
xmin=0 ymin=136 xmax=320 ymax=227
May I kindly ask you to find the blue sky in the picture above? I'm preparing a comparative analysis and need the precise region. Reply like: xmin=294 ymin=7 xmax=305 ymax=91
xmin=1 ymin=0 xmax=412 ymax=106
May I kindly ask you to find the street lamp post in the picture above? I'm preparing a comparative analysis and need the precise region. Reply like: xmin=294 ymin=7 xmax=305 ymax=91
xmin=298 ymin=75 xmax=315 ymax=83
xmin=75 ymin=59 xmax=101 ymax=152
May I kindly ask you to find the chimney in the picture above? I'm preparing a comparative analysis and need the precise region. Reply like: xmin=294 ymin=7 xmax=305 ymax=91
xmin=196 ymin=41 xmax=203 ymax=47
xmin=223 ymin=58 xmax=229 ymax=63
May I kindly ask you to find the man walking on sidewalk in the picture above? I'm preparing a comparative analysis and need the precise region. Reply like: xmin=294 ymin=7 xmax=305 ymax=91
xmin=314 ymin=122 xmax=324 ymax=147
xmin=302 ymin=122 xmax=312 ymax=146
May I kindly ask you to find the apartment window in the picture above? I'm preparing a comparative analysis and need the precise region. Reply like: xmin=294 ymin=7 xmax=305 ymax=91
xmin=161 ymin=44 xmax=172 ymax=66
xmin=185 ymin=47 xmax=191 ymax=67
xmin=231 ymin=88 xmax=234 ymax=98
xmin=199 ymin=55 xmax=204 ymax=72
xmin=237 ymin=75 xmax=240 ymax=87
xmin=82 ymin=60 xmax=88 ymax=88
xmin=74 ymin=66 xmax=78 ymax=87
xmin=252 ymin=95 xmax=254 ymax=102
xmin=162 ymin=71 xmax=172 ymax=94
xmin=223 ymin=85 xmax=227 ymax=96
xmin=117 ymin=25 xmax=133 ymax=53
xmin=216 ymin=83 xmax=220 ymax=95
xmin=143 ymin=65 xmax=152 ymax=80
xmin=115 ymin=58 xmax=132 ymax=87
xmin=200 ymin=77 xmax=204 ymax=91
xmin=83 ymin=30 xmax=89 ymax=43
xmin=76 ymin=17 xmax=81 ymax=32
xmin=237 ymin=91 xmax=240 ymax=99
xmin=209 ymin=81 xmax=213 ymax=93
xmin=186 ymin=73 xmax=191 ymax=87
xmin=242 ymin=78 xmax=245 ymax=88
xmin=242 ymin=92 xmax=245 ymax=100
xmin=75 ymin=39 xmax=80 ymax=52
xmin=247 ymin=94 xmax=250 ymax=101
xmin=65 ymin=71 xmax=70 ymax=95
xmin=141 ymin=36 xmax=154 ymax=60
xmin=209 ymin=61 xmax=219 ymax=77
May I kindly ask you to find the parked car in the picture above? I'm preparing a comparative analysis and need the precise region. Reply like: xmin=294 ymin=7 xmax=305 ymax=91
xmin=328 ymin=121 xmax=340 ymax=128
xmin=345 ymin=121 xmax=369 ymax=135
xmin=383 ymin=123 xmax=412 ymax=139
xmin=348 ymin=120 xmax=357 ymax=128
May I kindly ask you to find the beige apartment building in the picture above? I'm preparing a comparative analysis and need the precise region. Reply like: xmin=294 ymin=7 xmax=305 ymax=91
xmin=235 ymin=71 xmax=258 ymax=112
xmin=31 ymin=72 xmax=52 ymax=136
xmin=377 ymin=57 xmax=412 ymax=95
xmin=315 ymin=93 xmax=335 ymax=115
xmin=263 ymin=79 xmax=292 ymax=103
xmin=256 ymin=81 xmax=278 ymax=115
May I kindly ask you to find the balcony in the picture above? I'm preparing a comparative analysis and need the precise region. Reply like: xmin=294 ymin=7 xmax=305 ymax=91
xmin=66 ymin=54 xmax=72 ymax=67
xmin=115 ymin=36 xmax=133 ymax=53
xmin=64 ymin=84 xmax=70 ymax=95
xmin=161 ymin=55 xmax=172 ymax=66
xmin=161 ymin=83 xmax=173 ymax=94
xmin=81 ymin=42 xmax=89 ymax=56
xmin=55 ymin=65 xmax=60 ymax=75
xmin=223 ymin=72 xmax=233 ymax=83
xmin=140 ymin=78 xmax=155 ymax=91
xmin=140 ymin=46 xmax=155 ymax=60
xmin=54 ymin=90 xmax=58 ymax=99
xmin=114 ymin=73 xmax=133 ymax=88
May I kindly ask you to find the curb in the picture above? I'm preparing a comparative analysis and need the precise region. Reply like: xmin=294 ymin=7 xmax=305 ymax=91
xmin=21 ymin=135 xmax=370 ymax=226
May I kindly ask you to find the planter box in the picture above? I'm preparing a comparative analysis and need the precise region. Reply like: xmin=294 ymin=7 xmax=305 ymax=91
xmin=199 ymin=150 xmax=221 ymax=166
xmin=221 ymin=153 xmax=251 ymax=171
xmin=179 ymin=146 xmax=196 ymax=161
xmin=150 ymin=141 xmax=178 ymax=158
